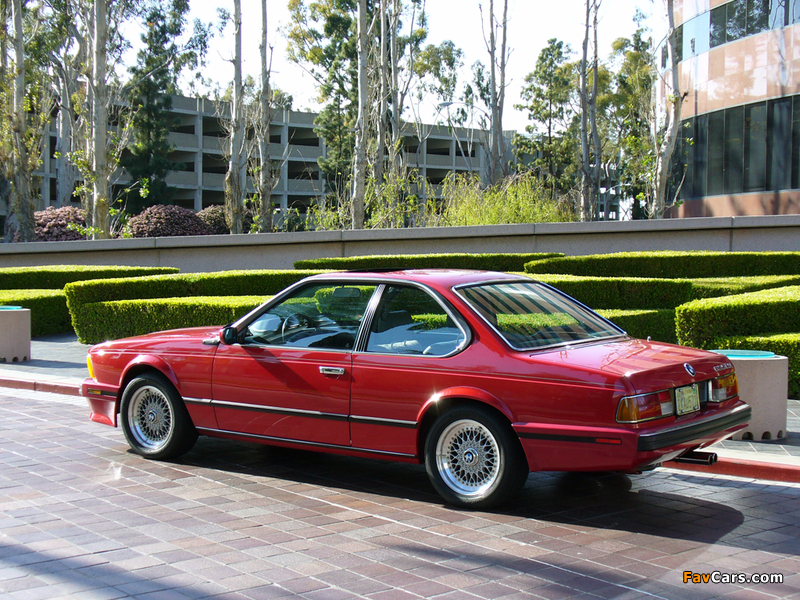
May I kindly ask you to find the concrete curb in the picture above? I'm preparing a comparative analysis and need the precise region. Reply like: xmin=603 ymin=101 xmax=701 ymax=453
xmin=665 ymin=448 xmax=800 ymax=483
xmin=0 ymin=372 xmax=82 ymax=397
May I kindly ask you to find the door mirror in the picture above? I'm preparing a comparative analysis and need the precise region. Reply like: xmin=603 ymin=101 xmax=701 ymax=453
xmin=221 ymin=326 xmax=240 ymax=345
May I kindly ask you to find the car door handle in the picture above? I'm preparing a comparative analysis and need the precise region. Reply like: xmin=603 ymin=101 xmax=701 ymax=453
xmin=319 ymin=366 xmax=346 ymax=376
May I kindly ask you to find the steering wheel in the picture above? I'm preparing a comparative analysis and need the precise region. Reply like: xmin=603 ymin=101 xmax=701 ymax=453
xmin=281 ymin=312 xmax=316 ymax=343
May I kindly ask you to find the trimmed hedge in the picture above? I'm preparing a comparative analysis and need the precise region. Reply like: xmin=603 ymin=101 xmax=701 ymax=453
xmin=0 ymin=265 xmax=179 ymax=290
xmin=65 ymin=270 xmax=322 ymax=343
xmin=675 ymin=286 xmax=800 ymax=348
xmin=294 ymin=253 xmax=563 ymax=272
xmin=84 ymin=296 xmax=269 ymax=342
xmin=596 ymin=309 xmax=678 ymax=344
xmin=690 ymin=275 xmax=800 ymax=299
xmin=712 ymin=333 xmax=800 ymax=399
xmin=0 ymin=290 xmax=70 ymax=336
xmin=524 ymin=251 xmax=800 ymax=278
xmin=518 ymin=273 xmax=694 ymax=310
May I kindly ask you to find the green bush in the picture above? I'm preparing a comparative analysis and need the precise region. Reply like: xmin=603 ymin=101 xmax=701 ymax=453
xmin=0 ymin=290 xmax=70 ymax=336
xmin=676 ymin=286 xmax=800 ymax=348
xmin=294 ymin=253 xmax=563 ymax=272
xmin=83 ymin=296 xmax=268 ymax=342
xmin=0 ymin=265 xmax=179 ymax=290
xmin=438 ymin=171 xmax=574 ymax=226
xmin=519 ymin=273 xmax=694 ymax=310
xmin=711 ymin=333 xmax=800 ymax=399
xmin=525 ymin=251 xmax=800 ymax=278
xmin=66 ymin=270 xmax=322 ymax=343
xmin=690 ymin=275 xmax=800 ymax=299
xmin=596 ymin=309 xmax=677 ymax=344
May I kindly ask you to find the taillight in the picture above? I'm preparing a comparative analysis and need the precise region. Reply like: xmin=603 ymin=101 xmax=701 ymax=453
xmin=710 ymin=373 xmax=738 ymax=402
xmin=617 ymin=390 xmax=674 ymax=423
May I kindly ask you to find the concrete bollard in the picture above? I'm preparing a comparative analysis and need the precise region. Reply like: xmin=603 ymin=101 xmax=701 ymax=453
xmin=0 ymin=306 xmax=31 ymax=363
xmin=711 ymin=350 xmax=789 ymax=441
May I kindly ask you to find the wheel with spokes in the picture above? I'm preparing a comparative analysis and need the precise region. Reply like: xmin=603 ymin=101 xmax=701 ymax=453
xmin=120 ymin=372 xmax=197 ymax=460
xmin=425 ymin=406 xmax=528 ymax=509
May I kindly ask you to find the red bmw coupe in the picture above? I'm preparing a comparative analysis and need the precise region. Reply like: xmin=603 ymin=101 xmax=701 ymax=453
xmin=82 ymin=270 xmax=750 ymax=508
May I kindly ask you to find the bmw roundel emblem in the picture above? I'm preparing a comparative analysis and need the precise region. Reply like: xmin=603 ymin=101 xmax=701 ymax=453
xmin=684 ymin=363 xmax=696 ymax=377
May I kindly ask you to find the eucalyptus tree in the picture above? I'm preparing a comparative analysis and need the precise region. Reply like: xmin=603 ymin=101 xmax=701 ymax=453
xmin=653 ymin=0 xmax=681 ymax=218
xmin=222 ymin=0 xmax=245 ymax=234
xmin=122 ymin=0 xmax=209 ymax=215
xmin=8 ymin=0 xmax=35 ymax=241
xmin=287 ymin=0 xmax=463 ymax=229
xmin=3 ymin=0 xmax=55 ymax=241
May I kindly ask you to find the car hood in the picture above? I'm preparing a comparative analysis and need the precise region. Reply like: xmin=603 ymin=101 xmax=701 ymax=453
xmin=526 ymin=337 xmax=732 ymax=395
xmin=91 ymin=326 xmax=223 ymax=353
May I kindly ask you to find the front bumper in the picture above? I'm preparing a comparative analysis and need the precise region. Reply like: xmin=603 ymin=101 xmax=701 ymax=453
xmin=81 ymin=379 xmax=120 ymax=427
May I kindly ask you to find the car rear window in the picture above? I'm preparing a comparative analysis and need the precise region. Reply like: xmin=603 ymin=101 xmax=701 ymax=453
xmin=457 ymin=281 xmax=624 ymax=350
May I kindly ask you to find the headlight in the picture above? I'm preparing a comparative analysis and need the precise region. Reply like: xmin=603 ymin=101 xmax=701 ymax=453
xmin=87 ymin=355 xmax=95 ymax=380
xmin=710 ymin=373 xmax=738 ymax=402
xmin=617 ymin=390 xmax=674 ymax=423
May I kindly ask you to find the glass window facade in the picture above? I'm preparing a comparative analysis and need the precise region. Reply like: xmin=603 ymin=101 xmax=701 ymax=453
xmin=673 ymin=96 xmax=800 ymax=200
xmin=690 ymin=0 xmax=800 ymax=53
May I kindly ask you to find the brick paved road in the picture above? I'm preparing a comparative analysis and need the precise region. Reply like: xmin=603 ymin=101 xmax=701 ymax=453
xmin=2 ymin=389 xmax=800 ymax=600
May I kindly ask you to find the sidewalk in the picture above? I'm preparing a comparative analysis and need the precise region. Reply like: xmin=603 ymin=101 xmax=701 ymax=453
xmin=2 ymin=332 xmax=799 ymax=483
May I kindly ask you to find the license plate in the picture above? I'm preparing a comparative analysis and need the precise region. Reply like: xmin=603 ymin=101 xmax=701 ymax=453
xmin=675 ymin=384 xmax=700 ymax=416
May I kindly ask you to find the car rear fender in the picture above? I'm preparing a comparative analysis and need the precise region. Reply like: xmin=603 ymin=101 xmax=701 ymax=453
xmin=121 ymin=355 xmax=181 ymax=396
xmin=415 ymin=386 xmax=517 ymax=458
xmin=420 ymin=386 xmax=515 ymax=422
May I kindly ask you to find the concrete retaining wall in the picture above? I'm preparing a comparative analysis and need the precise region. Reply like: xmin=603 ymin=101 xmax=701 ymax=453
xmin=1 ymin=215 xmax=799 ymax=273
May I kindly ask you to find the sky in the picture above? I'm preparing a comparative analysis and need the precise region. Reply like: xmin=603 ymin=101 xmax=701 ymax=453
xmin=129 ymin=0 xmax=669 ymax=133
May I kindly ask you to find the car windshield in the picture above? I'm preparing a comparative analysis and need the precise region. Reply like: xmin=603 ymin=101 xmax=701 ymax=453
xmin=458 ymin=281 xmax=624 ymax=350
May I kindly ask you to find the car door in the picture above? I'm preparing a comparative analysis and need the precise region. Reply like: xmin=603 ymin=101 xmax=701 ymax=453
xmin=211 ymin=282 xmax=377 ymax=447
xmin=350 ymin=284 xmax=469 ymax=456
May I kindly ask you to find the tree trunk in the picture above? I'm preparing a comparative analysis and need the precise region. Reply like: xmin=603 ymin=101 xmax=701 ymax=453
xmin=485 ymin=0 xmax=508 ymax=184
xmin=10 ymin=0 xmax=35 ymax=242
xmin=653 ymin=0 xmax=682 ymax=218
xmin=591 ymin=0 xmax=603 ymax=219
xmin=375 ymin=0 xmax=387 ymax=191
xmin=53 ymin=68 xmax=79 ymax=207
xmin=578 ymin=0 xmax=595 ymax=221
xmin=351 ymin=0 xmax=367 ymax=229
xmin=91 ymin=0 xmax=110 ymax=239
xmin=257 ymin=0 xmax=273 ymax=232
xmin=225 ymin=0 xmax=245 ymax=234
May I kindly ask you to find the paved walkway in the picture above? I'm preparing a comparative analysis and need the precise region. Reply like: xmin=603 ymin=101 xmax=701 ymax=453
xmin=2 ymin=385 xmax=800 ymax=599
xmin=1 ymin=333 xmax=799 ymax=482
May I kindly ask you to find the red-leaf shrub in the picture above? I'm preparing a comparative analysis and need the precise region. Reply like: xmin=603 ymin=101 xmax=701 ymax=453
xmin=197 ymin=204 xmax=255 ymax=234
xmin=198 ymin=204 xmax=228 ymax=235
xmin=126 ymin=204 xmax=213 ymax=238
xmin=15 ymin=206 xmax=88 ymax=242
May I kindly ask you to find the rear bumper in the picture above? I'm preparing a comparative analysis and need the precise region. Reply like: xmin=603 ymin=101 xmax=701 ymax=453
xmin=81 ymin=379 xmax=120 ymax=427
xmin=637 ymin=403 xmax=751 ymax=452
xmin=514 ymin=401 xmax=751 ymax=472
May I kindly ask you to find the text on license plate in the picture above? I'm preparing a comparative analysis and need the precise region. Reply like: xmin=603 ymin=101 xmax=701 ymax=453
xmin=675 ymin=384 xmax=700 ymax=416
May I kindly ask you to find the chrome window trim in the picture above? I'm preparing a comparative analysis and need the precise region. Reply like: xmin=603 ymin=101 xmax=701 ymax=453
xmin=356 ymin=280 xmax=472 ymax=359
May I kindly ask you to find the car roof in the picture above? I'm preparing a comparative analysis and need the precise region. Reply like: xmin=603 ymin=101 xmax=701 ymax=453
xmin=306 ymin=269 xmax=528 ymax=291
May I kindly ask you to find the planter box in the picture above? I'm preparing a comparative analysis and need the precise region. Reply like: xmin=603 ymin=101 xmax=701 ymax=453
xmin=713 ymin=350 xmax=789 ymax=440
xmin=0 ymin=307 xmax=31 ymax=363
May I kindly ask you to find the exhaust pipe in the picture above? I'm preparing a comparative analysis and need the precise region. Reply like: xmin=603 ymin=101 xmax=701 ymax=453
xmin=673 ymin=451 xmax=718 ymax=466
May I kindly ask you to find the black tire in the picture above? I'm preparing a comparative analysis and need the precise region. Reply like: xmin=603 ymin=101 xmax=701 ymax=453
xmin=120 ymin=372 xmax=198 ymax=460
xmin=425 ymin=406 xmax=528 ymax=509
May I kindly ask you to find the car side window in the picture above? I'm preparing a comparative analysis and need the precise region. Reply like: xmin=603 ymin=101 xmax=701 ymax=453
xmin=366 ymin=285 xmax=466 ymax=356
xmin=244 ymin=283 xmax=376 ymax=350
